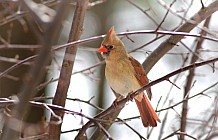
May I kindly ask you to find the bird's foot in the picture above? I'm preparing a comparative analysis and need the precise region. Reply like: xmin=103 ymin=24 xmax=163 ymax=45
xmin=112 ymin=99 xmax=118 ymax=109
xmin=112 ymin=95 xmax=123 ymax=109
xmin=127 ymin=92 xmax=134 ymax=101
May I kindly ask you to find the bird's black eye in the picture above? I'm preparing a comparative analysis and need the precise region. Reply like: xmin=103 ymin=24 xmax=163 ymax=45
xmin=108 ymin=45 xmax=114 ymax=49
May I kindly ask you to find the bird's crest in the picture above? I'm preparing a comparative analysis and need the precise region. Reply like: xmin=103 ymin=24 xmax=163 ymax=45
xmin=103 ymin=26 xmax=118 ymax=45
xmin=108 ymin=26 xmax=115 ymax=37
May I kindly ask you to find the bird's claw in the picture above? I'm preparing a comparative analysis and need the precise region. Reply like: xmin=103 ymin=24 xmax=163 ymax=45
xmin=112 ymin=95 xmax=123 ymax=108
xmin=112 ymin=99 xmax=118 ymax=108
xmin=127 ymin=92 xmax=134 ymax=101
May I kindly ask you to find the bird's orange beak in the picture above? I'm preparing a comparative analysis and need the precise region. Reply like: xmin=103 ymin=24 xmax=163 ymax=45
xmin=98 ymin=45 xmax=108 ymax=52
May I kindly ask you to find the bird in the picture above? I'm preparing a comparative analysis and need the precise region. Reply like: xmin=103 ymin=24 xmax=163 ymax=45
xmin=97 ymin=26 xmax=160 ymax=127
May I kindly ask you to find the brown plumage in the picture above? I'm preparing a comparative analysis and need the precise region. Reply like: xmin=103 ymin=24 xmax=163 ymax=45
xmin=98 ymin=26 xmax=160 ymax=127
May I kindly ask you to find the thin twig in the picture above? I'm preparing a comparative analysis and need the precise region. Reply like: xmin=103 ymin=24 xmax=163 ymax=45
xmin=143 ymin=0 xmax=218 ymax=74
xmin=161 ymin=129 xmax=180 ymax=140
xmin=158 ymin=81 xmax=218 ymax=112
xmin=94 ymin=122 xmax=113 ymax=140
xmin=175 ymin=131 xmax=197 ymax=140
xmin=42 ymin=103 xmax=62 ymax=125
xmin=117 ymin=118 xmax=148 ymax=140
xmin=127 ymin=0 xmax=165 ymax=30
xmin=67 ymin=97 xmax=104 ymax=111
xmin=155 ymin=0 xmax=176 ymax=31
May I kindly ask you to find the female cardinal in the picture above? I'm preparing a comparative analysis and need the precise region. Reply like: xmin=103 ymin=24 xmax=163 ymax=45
xmin=98 ymin=27 xmax=160 ymax=127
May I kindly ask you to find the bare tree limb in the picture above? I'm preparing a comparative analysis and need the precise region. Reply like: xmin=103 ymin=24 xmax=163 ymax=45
xmin=180 ymin=15 xmax=211 ymax=140
xmin=48 ymin=0 xmax=89 ymax=139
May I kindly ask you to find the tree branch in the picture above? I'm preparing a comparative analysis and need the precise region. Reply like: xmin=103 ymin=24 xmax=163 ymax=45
xmin=48 ymin=0 xmax=89 ymax=139
xmin=180 ymin=15 xmax=211 ymax=140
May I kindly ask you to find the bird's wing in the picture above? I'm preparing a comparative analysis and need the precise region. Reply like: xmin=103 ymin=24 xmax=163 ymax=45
xmin=128 ymin=55 xmax=152 ymax=100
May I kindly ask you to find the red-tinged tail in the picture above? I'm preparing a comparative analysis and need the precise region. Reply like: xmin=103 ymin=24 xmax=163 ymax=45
xmin=135 ymin=93 xmax=160 ymax=127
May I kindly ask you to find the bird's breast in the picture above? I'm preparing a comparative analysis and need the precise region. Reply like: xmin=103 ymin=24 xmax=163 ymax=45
xmin=105 ymin=60 xmax=141 ymax=97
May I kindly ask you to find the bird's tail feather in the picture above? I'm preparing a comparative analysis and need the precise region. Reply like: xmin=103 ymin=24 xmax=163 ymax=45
xmin=135 ymin=93 xmax=160 ymax=127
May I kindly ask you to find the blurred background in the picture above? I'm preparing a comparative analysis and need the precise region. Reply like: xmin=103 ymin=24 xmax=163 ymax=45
xmin=0 ymin=0 xmax=218 ymax=139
